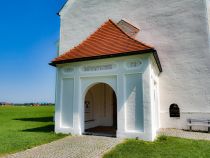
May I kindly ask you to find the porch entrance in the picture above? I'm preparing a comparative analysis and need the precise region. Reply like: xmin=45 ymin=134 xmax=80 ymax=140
xmin=84 ymin=83 xmax=117 ymax=137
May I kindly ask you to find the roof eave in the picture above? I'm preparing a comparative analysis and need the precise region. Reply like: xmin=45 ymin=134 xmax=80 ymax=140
xmin=152 ymin=50 xmax=162 ymax=73
xmin=49 ymin=49 xmax=162 ymax=72
xmin=57 ymin=0 xmax=68 ymax=16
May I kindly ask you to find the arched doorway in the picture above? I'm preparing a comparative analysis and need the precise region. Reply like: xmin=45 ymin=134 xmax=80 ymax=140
xmin=84 ymin=83 xmax=117 ymax=137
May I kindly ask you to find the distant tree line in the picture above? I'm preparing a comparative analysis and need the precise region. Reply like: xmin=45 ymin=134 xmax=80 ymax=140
xmin=0 ymin=102 xmax=55 ymax=106
xmin=0 ymin=102 xmax=13 ymax=106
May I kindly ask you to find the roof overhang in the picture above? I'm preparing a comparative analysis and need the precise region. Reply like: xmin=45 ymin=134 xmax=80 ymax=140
xmin=57 ymin=0 xmax=74 ymax=16
xmin=49 ymin=49 xmax=162 ymax=72
xmin=50 ymin=20 xmax=162 ymax=73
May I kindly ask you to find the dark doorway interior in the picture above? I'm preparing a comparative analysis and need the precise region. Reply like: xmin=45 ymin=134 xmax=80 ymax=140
xmin=85 ymin=126 xmax=116 ymax=137
xmin=113 ymin=92 xmax=117 ymax=130
xmin=84 ymin=83 xmax=117 ymax=137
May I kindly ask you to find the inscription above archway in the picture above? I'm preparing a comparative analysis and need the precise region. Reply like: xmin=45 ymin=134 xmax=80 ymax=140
xmin=82 ymin=64 xmax=116 ymax=72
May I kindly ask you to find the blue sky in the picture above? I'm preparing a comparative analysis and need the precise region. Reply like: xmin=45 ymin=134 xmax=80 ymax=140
xmin=0 ymin=0 xmax=67 ymax=103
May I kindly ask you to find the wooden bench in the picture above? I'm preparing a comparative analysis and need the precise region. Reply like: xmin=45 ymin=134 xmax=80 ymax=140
xmin=187 ymin=119 xmax=210 ymax=132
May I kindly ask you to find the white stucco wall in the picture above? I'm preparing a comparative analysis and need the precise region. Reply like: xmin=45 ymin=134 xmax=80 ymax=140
xmin=58 ymin=0 xmax=210 ymax=130
xmin=55 ymin=54 xmax=159 ymax=141
xmin=207 ymin=0 xmax=210 ymax=31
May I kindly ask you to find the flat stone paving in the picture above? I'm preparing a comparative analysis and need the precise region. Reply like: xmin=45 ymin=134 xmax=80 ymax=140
xmin=4 ymin=136 xmax=123 ymax=158
xmin=159 ymin=128 xmax=210 ymax=141
xmin=5 ymin=129 xmax=210 ymax=158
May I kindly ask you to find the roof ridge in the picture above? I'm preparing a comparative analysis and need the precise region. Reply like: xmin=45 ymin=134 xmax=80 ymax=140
xmin=61 ymin=21 xmax=111 ymax=56
xmin=108 ymin=19 xmax=154 ymax=50
xmin=56 ymin=20 xmax=115 ymax=59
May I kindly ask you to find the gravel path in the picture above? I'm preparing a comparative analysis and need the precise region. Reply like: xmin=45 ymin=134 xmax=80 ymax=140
xmin=6 ymin=128 xmax=209 ymax=158
xmin=4 ymin=136 xmax=123 ymax=158
xmin=159 ymin=128 xmax=210 ymax=141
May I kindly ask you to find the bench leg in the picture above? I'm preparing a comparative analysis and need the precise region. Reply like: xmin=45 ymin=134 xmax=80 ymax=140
xmin=189 ymin=119 xmax=192 ymax=131
xmin=208 ymin=122 xmax=210 ymax=133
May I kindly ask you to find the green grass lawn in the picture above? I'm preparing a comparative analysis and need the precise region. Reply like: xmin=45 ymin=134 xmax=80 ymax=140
xmin=0 ymin=106 xmax=66 ymax=156
xmin=104 ymin=136 xmax=210 ymax=158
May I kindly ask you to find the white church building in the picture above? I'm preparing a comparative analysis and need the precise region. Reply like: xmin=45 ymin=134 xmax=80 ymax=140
xmin=50 ymin=0 xmax=210 ymax=141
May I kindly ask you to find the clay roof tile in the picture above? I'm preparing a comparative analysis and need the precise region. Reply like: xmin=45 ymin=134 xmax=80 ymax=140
xmin=50 ymin=19 xmax=162 ymax=72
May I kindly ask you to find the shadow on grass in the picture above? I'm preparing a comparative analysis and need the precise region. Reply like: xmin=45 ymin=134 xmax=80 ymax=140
xmin=14 ymin=117 xmax=53 ymax=122
xmin=22 ymin=125 xmax=54 ymax=133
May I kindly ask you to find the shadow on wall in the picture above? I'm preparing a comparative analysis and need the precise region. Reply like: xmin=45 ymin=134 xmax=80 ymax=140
xmin=14 ymin=117 xmax=53 ymax=122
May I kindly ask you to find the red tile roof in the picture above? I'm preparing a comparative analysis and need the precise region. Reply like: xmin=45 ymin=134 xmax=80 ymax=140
xmin=50 ymin=19 xmax=162 ymax=72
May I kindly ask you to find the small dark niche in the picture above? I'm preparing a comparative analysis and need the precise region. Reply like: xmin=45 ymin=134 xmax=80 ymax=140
xmin=169 ymin=103 xmax=180 ymax=118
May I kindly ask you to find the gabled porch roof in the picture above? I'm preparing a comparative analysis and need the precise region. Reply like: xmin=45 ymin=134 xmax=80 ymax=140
xmin=50 ymin=20 xmax=162 ymax=72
